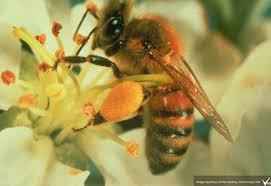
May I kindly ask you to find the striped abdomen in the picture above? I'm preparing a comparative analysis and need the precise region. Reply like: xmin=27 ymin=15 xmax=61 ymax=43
xmin=145 ymin=87 xmax=194 ymax=174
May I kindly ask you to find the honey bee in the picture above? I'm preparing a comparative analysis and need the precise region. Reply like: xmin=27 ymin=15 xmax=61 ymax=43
xmin=64 ymin=0 xmax=233 ymax=174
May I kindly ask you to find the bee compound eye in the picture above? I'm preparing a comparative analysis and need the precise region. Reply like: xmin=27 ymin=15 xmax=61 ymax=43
xmin=105 ymin=17 xmax=124 ymax=40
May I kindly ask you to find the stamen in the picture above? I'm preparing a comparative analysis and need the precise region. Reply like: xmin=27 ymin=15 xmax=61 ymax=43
xmin=38 ymin=63 xmax=51 ymax=73
xmin=58 ymin=64 xmax=80 ymax=96
xmin=12 ymin=27 xmax=56 ymax=66
xmin=96 ymin=126 xmax=126 ymax=146
xmin=1 ymin=70 xmax=16 ymax=85
xmin=55 ymin=49 xmax=65 ymax=60
xmin=86 ymin=1 xmax=98 ymax=13
xmin=45 ymin=83 xmax=67 ymax=101
xmin=75 ymin=27 xmax=97 ymax=56
xmin=16 ymin=80 xmax=35 ymax=90
xmin=125 ymin=141 xmax=139 ymax=157
xmin=52 ymin=21 xmax=65 ymax=51
xmin=74 ymin=33 xmax=87 ymax=45
xmin=35 ymin=34 xmax=46 ymax=45
xmin=18 ymin=93 xmax=36 ymax=108
xmin=86 ymin=0 xmax=99 ymax=20
xmin=29 ymin=107 xmax=48 ymax=117
xmin=83 ymin=102 xmax=95 ymax=117
xmin=95 ymin=126 xmax=139 ymax=157
xmin=52 ymin=21 xmax=63 ymax=37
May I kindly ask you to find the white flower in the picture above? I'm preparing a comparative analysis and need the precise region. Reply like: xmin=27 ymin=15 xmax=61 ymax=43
xmin=1 ymin=0 xmax=271 ymax=186
xmin=0 ymin=127 xmax=89 ymax=186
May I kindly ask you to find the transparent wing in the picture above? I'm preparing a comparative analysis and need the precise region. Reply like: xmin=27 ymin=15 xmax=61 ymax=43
xmin=148 ymin=49 xmax=233 ymax=142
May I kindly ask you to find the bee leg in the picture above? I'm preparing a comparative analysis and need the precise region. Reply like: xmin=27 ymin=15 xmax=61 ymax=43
xmin=63 ymin=55 xmax=121 ymax=78
xmin=87 ymin=55 xmax=121 ymax=78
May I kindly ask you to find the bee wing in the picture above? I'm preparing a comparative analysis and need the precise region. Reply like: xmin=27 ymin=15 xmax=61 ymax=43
xmin=148 ymin=49 xmax=233 ymax=142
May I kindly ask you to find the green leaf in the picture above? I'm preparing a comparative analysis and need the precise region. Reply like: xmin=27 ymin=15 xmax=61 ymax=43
xmin=19 ymin=41 xmax=39 ymax=85
xmin=0 ymin=106 xmax=32 ymax=131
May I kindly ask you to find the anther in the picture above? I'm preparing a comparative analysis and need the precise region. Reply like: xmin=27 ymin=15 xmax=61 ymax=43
xmin=52 ymin=21 xmax=65 ymax=52
xmin=84 ymin=102 xmax=96 ymax=117
xmin=1 ymin=70 xmax=16 ymax=85
xmin=125 ymin=141 xmax=139 ymax=157
xmin=86 ymin=1 xmax=99 ymax=20
xmin=55 ymin=49 xmax=65 ymax=60
xmin=52 ymin=21 xmax=63 ymax=37
xmin=74 ymin=33 xmax=88 ymax=45
xmin=86 ymin=1 xmax=98 ymax=13
xmin=38 ymin=63 xmax=51 ymax=73
xmin=19 ymin=93 xmax=36 ymax=108
xmin=35 ymin=34 xmax=46 ymax=45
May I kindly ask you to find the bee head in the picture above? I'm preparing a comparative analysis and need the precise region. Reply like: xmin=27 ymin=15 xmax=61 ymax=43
xmin=92 ymin=0 xmax=132 ymax=50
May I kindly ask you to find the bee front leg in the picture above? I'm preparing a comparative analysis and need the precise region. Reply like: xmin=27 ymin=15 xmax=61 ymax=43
xmin=63 ymin=55 xmax=121 ymax=78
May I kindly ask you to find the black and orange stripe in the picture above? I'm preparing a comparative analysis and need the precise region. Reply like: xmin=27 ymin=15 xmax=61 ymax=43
xmin=145 ymin=87 xmax=194 ymax=174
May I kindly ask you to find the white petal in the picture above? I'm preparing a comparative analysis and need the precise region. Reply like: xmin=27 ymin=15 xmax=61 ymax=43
xmin=79 ymin=129 xmax=211 ymax=186
xmin=0 ymin=23 xmax=21 ymax=74
xmin=210 ymin=41 xmax=271 ymax=172
xmin=0 ymin=127 xmax=89 ymax=186
xmin=0 ymin=0 xmax=51 ymax=33
xmin=0 ymin=23 xmax=22 ymax=110
xmin=44 ymin=162 xmax=90 ymax=186
xmin=188 ymin=33 xmax=242 ymax=106
xmin=224 ymin=85 xmax=271 ymax=174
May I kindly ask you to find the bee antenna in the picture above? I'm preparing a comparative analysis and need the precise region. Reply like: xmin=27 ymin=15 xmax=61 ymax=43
xmin=75 ymin=27 xmax=97 ymax=56
xmin=73 ymin=2 xmax=100 ymax=41
xmin=73 ymin=9 xmax=89 ymax=40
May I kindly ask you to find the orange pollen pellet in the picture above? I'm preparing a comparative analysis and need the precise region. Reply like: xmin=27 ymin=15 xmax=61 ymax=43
xmin=19 ymin=94 xmax=36 ymax=108
xmin=84 ymin=102 xmax=95 ymax=117
xmin=52 ymin=21 xmax=63 ymax=37
xmin=35 ymin=34 xmax=46 ymax=45
xmin=125 ymin=141 xmax=139 ymax=157
xmin=38 ymin=63 xmax=51 ymax=73
xmin=55 ymin=49 xmax=65 ymax=59
xmin=1 ymin=70 xmax=16 ymax=85
xmin=74 ymin=33 xmax=87 ymax=45
xmin=86 ymin=1 xmax=98 ymax=13
xmin=100 ymin=81 xmax=144 ymax=121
